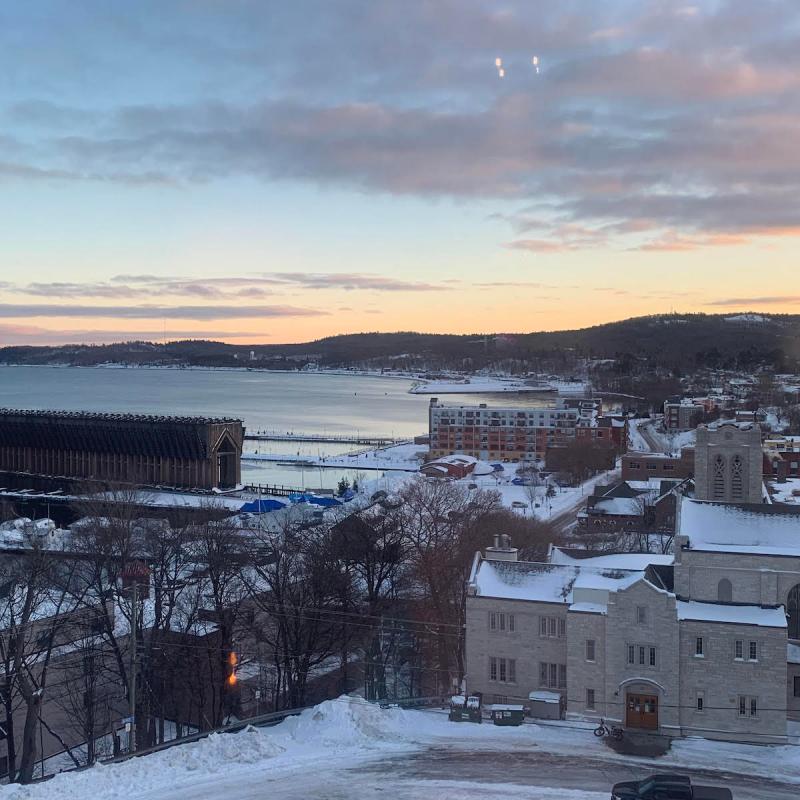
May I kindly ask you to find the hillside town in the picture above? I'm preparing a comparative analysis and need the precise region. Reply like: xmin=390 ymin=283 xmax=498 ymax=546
xmin=0 ymin=362 xmax=799 ymax=796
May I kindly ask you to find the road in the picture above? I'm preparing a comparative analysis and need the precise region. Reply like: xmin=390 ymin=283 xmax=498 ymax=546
xmin=637 ymin=420 xmax=667 ymax=453
xmin=358 ymin=746 xmax=799 ymax=800
xmin=136 ymin=744 xmax=800 ymax=800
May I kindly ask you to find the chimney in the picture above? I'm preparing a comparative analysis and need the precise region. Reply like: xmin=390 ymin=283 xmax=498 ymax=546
xmin=485 ymin=534 xmax=519 ymax=562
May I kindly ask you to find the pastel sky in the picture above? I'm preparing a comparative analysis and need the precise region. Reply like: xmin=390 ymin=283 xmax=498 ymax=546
xmin=1 ymin=0 xmax=800 ymax=345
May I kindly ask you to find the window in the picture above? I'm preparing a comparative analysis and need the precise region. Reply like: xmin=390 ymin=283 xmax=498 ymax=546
xmin=696 ymin=692 xmax=704 ymax=712
xmin=734 ymin=640 xmax=743 ymax=660
xmin=540 ymin=616 xmax=564 ymax=638
xmin=717 ymin=578 xmax=733 ymax=603
xmin=748 ymin=641 xmax=758 ymax=661
xmin=788 ymin=584 xmax=800 ymax=640
xmin=738 ymin=695 xmax=758 ymax=717
xmin=713 ymin=454 xmax=726 ymax=500
xmin=695 ymin=637 xmax=704 ymax=657
xmin=586 ymin=689 xmax=596 ymax=710
xmin=491 ymin=612 xmax=515 ymax=633
xmin=636 ymin=606 xmax=647 ymax=624
xmin=794 ymin=676 xmax=800 ymax=698
xmin=731 ymin=454 xmax=744 ymax=501
xmin=489 ymin=612 xmax=497 ymax=631
xmin=491 ymin=657 xmax=516 ymax=683
xmin=628 ymin=643 xmax=657 ymax=668
xmin=540 ymin=662 xmax=566 ymax=689
xmin=508 ymin=614 xmax=515 ymax=633
xmin=499 ymin=613 xmax=505 ymax=631
xmin=586 ymin=639 xmax=596 ymax=662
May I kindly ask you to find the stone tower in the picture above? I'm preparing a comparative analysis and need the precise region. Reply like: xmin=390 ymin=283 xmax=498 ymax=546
xmin=694 ymin=421 xmax=763 ymax=504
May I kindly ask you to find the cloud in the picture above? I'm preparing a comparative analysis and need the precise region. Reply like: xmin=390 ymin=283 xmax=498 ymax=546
xmin=261 ymin=272 xmax=450 ymax=292
xmin=3 ymin=272 xmax=454 ymax=300
xmin=0 ymin=323 xmax=269 ymax=346
xmin=707 ymin=296 xmax=800 ymax=307
xmin=0 ymin=304 xmax=326 ymax=320
xmin=3 ymin=0 xmax=800 ymax=253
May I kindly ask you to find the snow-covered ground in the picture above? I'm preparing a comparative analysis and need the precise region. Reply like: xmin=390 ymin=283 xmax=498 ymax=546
xmin=8 ymin=697 xmax=799 ymax=800
xmin=409 ymin=378 xmax=589 ymax=395
xmin=769 ymin=478 xmax=800 ymax=506
xmin=243 ymin=442 xmax=428 ymax=472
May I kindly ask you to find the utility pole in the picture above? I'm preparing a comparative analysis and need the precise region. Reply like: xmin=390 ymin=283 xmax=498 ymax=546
xmin=129 ymin=580 xmax=137 ymax=753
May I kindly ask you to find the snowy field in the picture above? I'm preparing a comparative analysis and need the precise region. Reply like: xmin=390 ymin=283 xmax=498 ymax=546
xmin=7 ymin=696 xmax=799 ymax=800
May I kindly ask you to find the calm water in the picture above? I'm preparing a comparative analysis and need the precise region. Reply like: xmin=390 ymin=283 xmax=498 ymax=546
xmin=0 ymin=366 xmax=554 ymax=489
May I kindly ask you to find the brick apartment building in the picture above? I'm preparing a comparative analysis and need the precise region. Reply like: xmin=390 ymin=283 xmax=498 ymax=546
xmin=427 ymin=397 xmax=605 ymax=462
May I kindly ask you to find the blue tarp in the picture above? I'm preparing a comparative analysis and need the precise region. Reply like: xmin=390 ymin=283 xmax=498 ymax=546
xmin=240 ymin=498 xmax=285 ymax=513
xmin=287 ymin=493 xmax=342 ymax=507
xmin=342 ymin=489 xmax=356 ymax=501
xmin=307 ymin=496 xmax=342 ymax=507
xmin=491 ymin=463 xmax=505 ymax=472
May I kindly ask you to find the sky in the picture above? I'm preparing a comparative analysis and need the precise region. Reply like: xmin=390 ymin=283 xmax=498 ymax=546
xmin=1 ymin=0 xmax=800 ymax=346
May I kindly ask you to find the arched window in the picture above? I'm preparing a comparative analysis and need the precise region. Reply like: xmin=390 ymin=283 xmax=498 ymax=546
xmin=712 ymin=454 xmax=726 ymax=500
xmin=717 ymin=578 xmax=733 ymax=603
xmin=730 ymin=455 xmax=743 ymax=501
xmin=789 ymin=584 xmax=800 ymax=640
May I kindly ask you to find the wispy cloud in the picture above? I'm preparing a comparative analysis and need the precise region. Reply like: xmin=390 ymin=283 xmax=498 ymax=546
xmin=0 ymin=323 xmax=269 ymax=346
xmin=0 ymin=304 xmax=326 ymax=320
xmin=707 ymin=296 xmax=800 ymax=307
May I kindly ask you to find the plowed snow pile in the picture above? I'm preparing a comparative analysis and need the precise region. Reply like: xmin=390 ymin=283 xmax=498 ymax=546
xmin=0 ymin=697 xmax=449 ymax=800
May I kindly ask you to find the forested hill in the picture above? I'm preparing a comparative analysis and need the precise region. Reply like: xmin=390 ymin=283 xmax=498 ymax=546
xmin=2 ymin=313 xmax=799 ymax=373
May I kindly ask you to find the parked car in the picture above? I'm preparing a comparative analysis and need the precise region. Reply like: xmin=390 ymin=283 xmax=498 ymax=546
xmin=611 ymin=773 xmax=732 ymax=800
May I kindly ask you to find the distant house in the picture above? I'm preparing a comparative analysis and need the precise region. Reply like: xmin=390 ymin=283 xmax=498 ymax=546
xmin=621 ymin=448 xmax=694 ymax=481
xmin=577 ymin=478 xmax=688 ymax=535
xmin=420 ymin=454 xmax=479 ymax=479
xmin=763 ymin=435 xmax=800 ymax=481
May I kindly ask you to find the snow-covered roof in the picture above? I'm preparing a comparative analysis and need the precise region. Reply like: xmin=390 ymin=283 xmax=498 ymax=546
xmin=550 ymin=547 xmax=674 ymax=571
xmin=470 ymin=557 xmax=643 ymax=604
xmin=676 ymin=600 xmax=786 ymax=628
xmin=569 ymin=601 xmax=607 ymax=615
xmin=591 ymin=497 xmax=642 ymax=516
xmin=678 ymin=498 xmax=800 ymax=555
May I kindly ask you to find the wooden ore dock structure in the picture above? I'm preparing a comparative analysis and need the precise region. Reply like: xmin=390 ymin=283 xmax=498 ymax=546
xmin=0 ymin=408 xmax=244 ymax=490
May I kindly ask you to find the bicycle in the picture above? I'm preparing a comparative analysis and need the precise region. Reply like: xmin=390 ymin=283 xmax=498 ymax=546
xmin=593 ymin=718 xmax=624 ymax=740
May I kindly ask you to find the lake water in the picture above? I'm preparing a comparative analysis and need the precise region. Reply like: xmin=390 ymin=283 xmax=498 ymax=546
xmin=0 ymin=366 xmax=552 ymax=490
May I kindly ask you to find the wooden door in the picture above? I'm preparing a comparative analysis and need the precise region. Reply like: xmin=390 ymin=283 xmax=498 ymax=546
xmin=625 ymin=693 xmax=658 ymax=729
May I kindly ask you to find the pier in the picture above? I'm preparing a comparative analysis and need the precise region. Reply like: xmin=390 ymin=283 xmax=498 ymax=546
xmin=244 ymin=431 xmax=405 ymax=446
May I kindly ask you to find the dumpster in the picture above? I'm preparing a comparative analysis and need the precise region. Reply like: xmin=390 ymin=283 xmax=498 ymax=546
xmin=527 ymin=690 xmax=563 ymax=720
xmin=466 ymin=693 xmax=483 ymax=723
xmin=489 ymin=703 xmax=525 ymax=726
xmin=449 ymin=695 xmax=467 ymax=722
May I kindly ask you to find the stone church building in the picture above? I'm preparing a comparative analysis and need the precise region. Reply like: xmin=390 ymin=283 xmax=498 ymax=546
xmin=464 ymin=422 xmax=800 ymax=743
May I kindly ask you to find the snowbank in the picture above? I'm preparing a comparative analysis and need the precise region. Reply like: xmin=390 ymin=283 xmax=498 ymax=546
xmin=5 ymin=696 xmax=800 ymax=799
